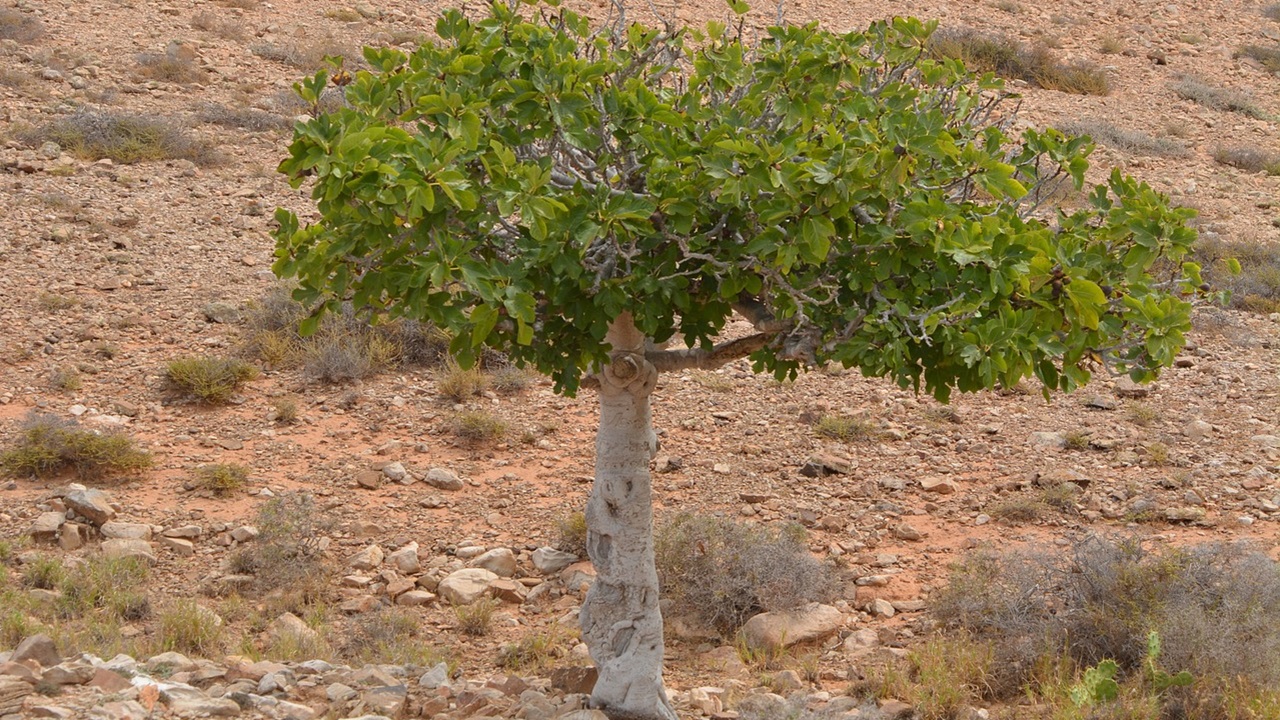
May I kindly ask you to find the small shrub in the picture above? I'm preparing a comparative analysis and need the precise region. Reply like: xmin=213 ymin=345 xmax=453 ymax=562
xmin=343 ymin=607 xmax=445 ymax=665
xmin=555 ymin=512 xmax=588 ymax=558
xmin=1144 ymin=442 xmax=1171 ymax=466
xmin=1212 ymin=145 xmax=1280 ymax=175
xmin=272 ymin=396 xmax=300 ymax=424
xmin=454 ymin=598 xmax=497 ymax=636
xmin=1041 ymin=482 xmax=1081 ymax=511
xmin=193 ymin=463 xmax=249 ymax=496
xmin=1170 ymin=76 xmax=1265 ymax=118
xmin=872 ymin=634 xmax=997 ymax=720
xmin=194 ymin=102 xmax=288 ymax=132
xmin=1266 ymin=4 xmax=1280 ymax=21
xmin=214 ymin=0 xmax=257 ymax=7
xmin=1098 ymin=34 xmax=1125 ymax=54
xmin=190 ymin=10 xmax=245 ymax=40
xmin=157 ymin=599 xmax=222 ymax=656
xmin=135 ymin=43 xmax=205 ymax=84
xmin=1059 ymin=119 xmax=1188 ymax=158
xmin=20 ymin=111 xmax=222 ymax=166
xmin=57 ymin=554 xmax=150 ymax=621
xmin=437 ymin=362 xmax=488 ymax=403
xmin=165 ymin=356 xmax=258 ymax=403
xmin=987 ymin=496 xmax=1046 ymax=523
xmin=929 ymin=28 xmax=1110 ymax=95
xmin=1063 ymin=430 xmax=1091 ymax=450
xmin=499 ymin=627 xmax=569 ymax=672
xmin=0 ymin=8 xmax=43 ymax=43
xmin=451 ymin=410 xmax=507 ymax=445
xmin=1238 ymin=44 xmax=1280 ymax=73
xmin=1 ymin=413 xmax=151 ymax=480
xmin=226 ymin=493 xmax=331 ymax=605
xmin=1195 ymin=237 xmax=1280 ymax=313
xmin=1127 ymin=403 xmax=1160 ymax=426
xmin=23 ymin=556 xmax=67 ymax=590
xmin=813 ymin=414 xmax=880 ymax=443
xmin=490 ymin=365 xmax=535 ymax=394
xmin=655 ymin=514 xmax=836 ymax=637
xmin=324 ymin=8 xmax=363 ymax=21
xmin=37 ymin=293 xmax=79 ymax=312
xmin=251 ymin=39 xmax=355 ymax=70
xmin=49 ymin=366 xmax=82 ymax=392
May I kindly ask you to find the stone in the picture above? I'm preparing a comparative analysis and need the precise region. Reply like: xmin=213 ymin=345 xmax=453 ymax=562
xmin=470 ymin=547 xmax=517 ymax=577
xmin=339 ymin=596 xmax=383 ymax=614
xmin=653 ymin=455 xmax=682 ymax=473
xmin=147 ymin=652 xmax=199 ymax=673
xmin=274 ymin=701 xmax=316 ymax=720
xmin=65 ymin=488 xmax=117 ymax=525
xmin=28 ymin=512 xmax=64 ymax=539
xmin=424 ymin=467 xmax=464 ymax=491
xmin=89 ymin=668 xmax=133 ymax=693
xmin=348 ymin=544 xmax=384 ymax=571
xmin=161 ymin=684 xmax=241 ymax=716
xmin=43 ymin=659 xmax=94 ymax=685
xmin=268 ymin=613 xmax=319 ymax=645
xmin=919 ymin=477 xmax=958 ymax=494
xmin=890 ymin=523 xmax=922 ymax=541
xmin=879 ymin=699 xmax=915 ymax=719
xmin=870 ymin=598 xmax=897 ymax=618
xmin=531 ymin=547 xmax=577 ymax=574
xmin=12 ymin=634 xmax=59 ymax=668
xmin=230 ymin=525 xmax=259 ymax=542
xmin=488 ymin=578 xmax=528 ymax=604
xmin=387 ymin=542 xmax=420 ymax=574
xmin=395 ymin=590 xmax=435 ymax=607
xmin=88 ymin=700 xmax=150 ymax=720
xmin=1083 ymin=395 xmax=1118 ymax=410
xmin=360 ymin=685 xmax=407 ymax=717
xmin=101 ymin=538 xmax=156 ymax=565
xmin=355 ymin=470 xmax=382 ymax=489
xmin=0 ymin=676 xmax=33 ymax=716
xmin=381 ymin=462 xmax=409 ymax=482
xmin=559 ymin=562 xmax=596 ymax=592
xmin=1165 ymin=507 xmax=1207 ymax=523
xmin=203 ymin=301 xmax=241 ymax=324
xmin=327 ymin=682 xmax=358 ymax=702
xmin=740 ymin=603 xmax=843 ymax=649
xmin=1183 ymin=419 xmax=1212 ymax=441
xmin=1028 ymin=431 xmax=1066 ymax=449
xmin=101 ymin=522 xmax=153 ymax=540
xmin=158 ymin=536 xmax=194 ymax=556
xmin=1114 ymin=376 xmax=1151 ymax=398
xmin=418 ymin=663 xmax=450 ymax=690
xmin=163 ymin=525 xmax=202 ymax=539
xmin=438 ymin=568 xmax=499 ymax=605
xmin=549 ymin=666 xmax=598 ymax=695
xmin=799 ymin=452 xmax=853 ymax=477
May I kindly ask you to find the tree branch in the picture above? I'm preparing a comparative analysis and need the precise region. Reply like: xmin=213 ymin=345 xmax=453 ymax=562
xmin=732 ymin=294 xmax=790 ymax=333
xmin=646 ymin=333 xmax=773 ymax=372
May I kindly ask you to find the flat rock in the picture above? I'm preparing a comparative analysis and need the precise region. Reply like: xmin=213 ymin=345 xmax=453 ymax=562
xmin=488 ymin=578 xmax=527 ymax=604
xmin=28 ymin=512 xmax=65 ymax=539
xmin=360 ymin=685 xmax=407 ymax=717
xmin=387 ymin=542 xmax=420 ymax=574
xmin=437 ymin=568 xmax=499 ymax=605
xmin=1166 ymin=507 xmax=1207 ymax=523
xmin=65 ymin=488 xmax=116 ymax=525
xmin=799 ymin=452 xmax=853 ymax=477
xmin=161 ymin=684 xmax=241 ymax=716
xmin=100 ymin=538 xmax=156 ymax=565
xmin=355 ymin=470 xmax=382 ymax=489
xmin=424 ymin=467 xmax=463 ymax=491
xmin=559 ymin=562 xmax=596 ymax=592
xmin=43 ymin=659 xmax=95 ymax=685
xmin=0 ymin=676 xmax=33 ymax=716
xmin=740 ymin=603 xmax=843 ymax=649
xmin=919 ymin=477 xmax=958 ymax=494
xmin=101 ymin=522 xmax=153 ymax=540
xmin=549 ymin=666 xmax=598 ymax=695
xmin=1028 ymin=431 xmax=1066 ymax=449
xmin=531 ymin=547 xmax=577 ymax=574
xmin=268 ymin=613 xmax=318 ymax=644
xmin=418 ymin=663 xmax=450 ymax=690
xmin=394 ymin=590 xmax=436 ymax=607
xmin=348 ymin=544 xmax=384 ymax=571
xmin=12 ymin=634 xmax=60 ymax=668
xmin=470 ymin=547 xmax=517 ymax=577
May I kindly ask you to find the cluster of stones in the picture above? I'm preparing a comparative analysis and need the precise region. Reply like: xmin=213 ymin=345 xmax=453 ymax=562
xmin=24 ymin=484 xmax=260 ymax=566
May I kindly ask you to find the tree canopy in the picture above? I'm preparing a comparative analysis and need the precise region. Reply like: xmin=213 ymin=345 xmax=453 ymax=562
xmin=273 ymin=0 xmax=1202 ymax=400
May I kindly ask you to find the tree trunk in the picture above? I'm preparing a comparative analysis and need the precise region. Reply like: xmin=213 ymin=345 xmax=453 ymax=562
xmin=580 ymin=313 xmax=677 ymax=720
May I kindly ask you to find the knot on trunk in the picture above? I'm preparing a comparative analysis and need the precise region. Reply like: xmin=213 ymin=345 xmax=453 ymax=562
xmin=602 ymin=351 xmax=657 ymax=397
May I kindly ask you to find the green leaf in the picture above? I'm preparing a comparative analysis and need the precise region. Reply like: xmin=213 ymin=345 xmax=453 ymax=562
xmin=469 ymin=305 xmax=499 ymax=348
xmin=726 ymin=0 xmax=749 ymax=14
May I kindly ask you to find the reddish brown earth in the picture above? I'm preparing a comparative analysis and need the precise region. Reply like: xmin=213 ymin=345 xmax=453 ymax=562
xmin=0 ymin=0 xmax=1278 ymax=703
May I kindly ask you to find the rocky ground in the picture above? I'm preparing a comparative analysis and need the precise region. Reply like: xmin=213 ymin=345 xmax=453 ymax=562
xmin=1 ymin=0 xmax=1279 ymax=718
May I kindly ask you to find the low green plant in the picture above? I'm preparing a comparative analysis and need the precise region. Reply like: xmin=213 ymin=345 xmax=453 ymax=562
xmin=165 ymin=356 xmax=258 ymax=403
xmin=20 ymin=111 xmax=222 ymax=166
xmin=22 ymin=555 xmax=66 ymax=590
xmin=1070 ymin=658 xmax=1120 ymax=708
xmin=157 ymin=599 xmax=223 ymax=656
xmin=272 ymin=396 xmax=300 ymax=424
xmin=813 ymin=414 xmax=880 ymax=442
xmin=454 ymin=597 xmax=498 ymax=636
xmin=555 ymin=512 xmax=588 ymax=558
xmin=193 ymin=463 xmax=249 ymax=496
xmin=1 ymin=413 xmax=152 ymax=480
xmin=499 ymin=627 xmax=569 ymax=672
xmin=1127 ymin=403 xmax=1160 ymax=426
xmin=451 ymin=410 xmax=507 ymax=444
xmin=490 ymin=365 xmax=535 ymax=393
xmin=225 ymin=493 xmax=331 ymax=608
xmin=987 ymin=496 xmax=1047 ymax=523
xmin=56 ymin=554 xmax=150 ymax=621
xmin=1063 ymin=430 xmax=1091 ymax=450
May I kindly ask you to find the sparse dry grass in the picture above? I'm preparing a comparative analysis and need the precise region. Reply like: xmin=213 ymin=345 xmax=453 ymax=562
xmin=251 ymin=38 xmax=356 ymax=70
xmin=165 ymin=356 xmax=258 ymax=403
xmin=1194 ymin=237 xmax=1280 ymax=314
xmin=21 ymin=110 xmax=222 ymax=166
xmin=1 ymin=413 xmax=152 ymax=481
xmin=1238 ymin=44 xmax=1280 ymax=73
xmin=1171 ymin=76 xmax=1266 ymax=118
xmin=454 ymin=598 xmax=498 ymax=635
xmin=1212 ymin=145 xmax=1280 ymax=175
xmin=0 ymin=7 xmax=44 ymax=43
xmin=1059 ymin=119 xmax=1188 ymax=158
xmin=1265 ymin=3 xmax=1280 ymax=21
xmin=194 ymin=102 xmax=288 ymax=132
xmin=225 ymin=494 xmax=332 ymax=612
xmin=451 ymin=410 xmax=508 ymax=445
xmin=192 ymin=463 xmax=249 ymax=497
xmin=191 ymin=10 xmax=246 ymax=40
xmin=343 ymin=607 xmax=447 ymax=666
xmin=157 ymin=599 xmax=223 ymax=656
xmin=813 ymin=414 xmax=880 ymax=443
xmin=135 ymin=43 xmax=205 ymax=84
xmin=555 ymin=512 xmax=587 ymax=559
xmin=1098 ymin=34 xmax=1125 ymax=54
xmin=929 ymin=28 xmax=1110 ymax=95
xmin=437 ymin=362 xmax=488 ymax=403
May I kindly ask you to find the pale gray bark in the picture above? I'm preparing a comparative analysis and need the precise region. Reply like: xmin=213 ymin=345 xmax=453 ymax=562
xmin=580 ymin=313 xmax=677 ymax=720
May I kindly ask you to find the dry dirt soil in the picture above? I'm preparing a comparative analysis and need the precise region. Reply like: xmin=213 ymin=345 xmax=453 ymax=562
xmin=1 ymin=0 xmax=1279 ymax=704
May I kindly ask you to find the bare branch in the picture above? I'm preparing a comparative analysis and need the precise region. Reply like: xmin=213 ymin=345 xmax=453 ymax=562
xmin=732 ymin=294 xmax=790 ymax=333
xmin=646 ymin=333 xmax=773 ymax=372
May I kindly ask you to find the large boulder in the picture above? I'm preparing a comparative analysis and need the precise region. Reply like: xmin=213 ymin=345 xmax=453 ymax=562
xmin=740 ymin=603 xmax=843 ymax=649
xmin=437 ymin=568 xmax=498 ymax=605
xmin=11 ymin=634 xmax=60 ymax=668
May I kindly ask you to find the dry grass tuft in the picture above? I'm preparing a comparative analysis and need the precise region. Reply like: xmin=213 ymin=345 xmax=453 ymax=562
xmin=1238 ymin=44 xmax=1280 ymax=73
xmin=813 ymin=414 xmax=881 ymax=443
xmin=192 ymin=463 xmax=250 ymax=497
xmin=451 ymin=410 xmax=508 ymax=445
xmin=1170 ymin=76 xmax=1266 ymax=118
xmin=929 ymin=28 xmax=1110 ymax=95
xmin=654 ymin=514 xmax=836 ymax=637
xmin=1059 ymin=119 xmax=1188 ymax=158
xmin=191 ymin=10 xmax=246 ymax=40
xmin=135 ymin=43 xmax=205 ymax=84
xmin=251 ymin=38 xmax=356 ymax=70
xmin=0 ymin=8 xmax=44 ymax=43
xmin=1194 ymin=237 xmax=1280 ymax=314
xmin=165 ymin=356 xmax=258 ymax=404
xmin=21 ymin=110 xmax=222 ymax=166
xmin=1212 ymin=145 xmax=1280 ymax=175
xmin=194 ymin=102 xmax=288 ymax=132
xmin=1 ymin=413 xmax=151 ymax=481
